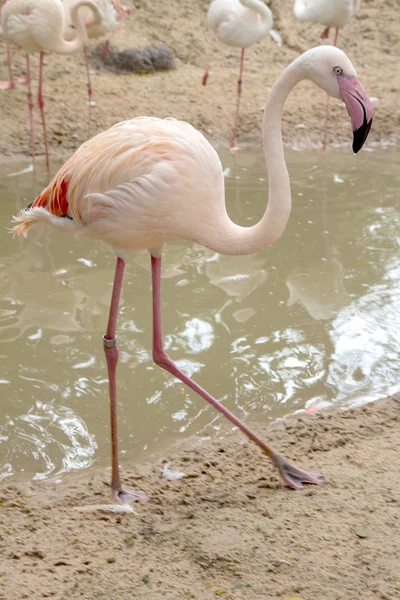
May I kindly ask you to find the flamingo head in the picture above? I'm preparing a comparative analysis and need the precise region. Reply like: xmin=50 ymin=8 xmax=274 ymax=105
xmin=298 ymin=46 xmax=373 ymax=153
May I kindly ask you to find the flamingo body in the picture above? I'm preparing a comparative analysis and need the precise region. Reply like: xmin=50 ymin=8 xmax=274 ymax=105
xmin=203 ymin=0 xmax=273 ymax=148
xmin=207 ymin=0 xmax=273 ymax=47
xmin=1 ymin=0 xmax=88 ymax=53
xmin=293 ymin=0 xmax=360 ymax=29
xmin=1 ymin=0 xmax=99 ymax=170
xmin=16 ymin=117 xmax=225 ymax=253
xmin=64 ymin=0 xmax=129 ymax=41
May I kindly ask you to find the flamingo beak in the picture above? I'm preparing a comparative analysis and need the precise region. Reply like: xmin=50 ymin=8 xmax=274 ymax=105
xmin=338 ymin=75 xmax=373 ymax=154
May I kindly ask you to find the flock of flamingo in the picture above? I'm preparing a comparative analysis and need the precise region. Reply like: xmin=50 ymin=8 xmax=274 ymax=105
xmin=3 ymin=0 xmax=373 ymax=503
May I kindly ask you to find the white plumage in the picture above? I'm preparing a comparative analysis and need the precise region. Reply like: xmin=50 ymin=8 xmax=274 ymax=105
xmin=294 ymin=0 xmax=360 ymax=30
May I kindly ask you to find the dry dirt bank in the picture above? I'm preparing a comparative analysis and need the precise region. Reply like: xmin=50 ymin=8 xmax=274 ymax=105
xmin=0 ymin=0 xmax=399 ymax=160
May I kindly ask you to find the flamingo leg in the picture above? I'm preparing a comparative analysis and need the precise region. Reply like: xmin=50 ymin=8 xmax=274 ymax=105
xmin=151 ymin=254 xmax=323 ymax=490
xmin=322 ymin=28 xmax=339 ymax=152
xmin=201 ymin=31 xmax=213 ymax=86
xmin=103 ymin=257 xmax=148 ymax=504
xmin=230 ymin=47 xmax=245 ymax=150
xmin=101 ymin=38 xmax=111 ymax=59
xmin=202 ymin=50 xmax=212 ymax=86
xmin=0 ymin=0 xmax=14 ymax=89
xmin=320 ymin=26 xmax=330 ymax=39
xmin=38 ymin=52 xmax=50 ymax=172
xmin=84 ymin=47 xmax=93 ymax=135
xmin=25 ymin=54 xmax=36 ymax=171
xmin=333 ymin=27 xmax=339 ymax=46
xmin=0 ymin=41 xmax=16 ymax=90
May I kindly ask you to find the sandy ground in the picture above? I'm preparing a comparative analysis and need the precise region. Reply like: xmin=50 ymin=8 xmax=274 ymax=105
xmin=0 ymin=396 xmax=399 ymax=600
xmin=0 ymin=0 xmax=399 ymax=160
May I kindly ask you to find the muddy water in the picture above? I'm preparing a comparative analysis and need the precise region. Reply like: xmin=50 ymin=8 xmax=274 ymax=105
xmin=0 ymin=147 xmax=399 ymax=482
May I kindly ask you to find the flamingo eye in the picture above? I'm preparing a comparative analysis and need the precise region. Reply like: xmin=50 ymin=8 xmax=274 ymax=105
xmin=333 ymin=66 xmax=342 ymax=76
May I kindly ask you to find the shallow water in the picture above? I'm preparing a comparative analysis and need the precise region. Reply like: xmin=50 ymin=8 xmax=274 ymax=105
xmin=0 ymin=147 xmax=399 ymax=482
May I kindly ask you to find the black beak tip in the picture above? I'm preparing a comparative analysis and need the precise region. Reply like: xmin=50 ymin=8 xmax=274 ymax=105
xmin=352 ymin=119 xmax=373 ymax=154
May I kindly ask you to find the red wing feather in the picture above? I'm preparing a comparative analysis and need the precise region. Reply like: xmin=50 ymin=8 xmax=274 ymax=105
xmin=32 ymin=177 xmax=70 ymax=217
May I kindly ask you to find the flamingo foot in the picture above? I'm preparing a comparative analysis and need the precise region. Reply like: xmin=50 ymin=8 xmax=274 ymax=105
xmin=274 ymin=455 xmax=323 ymax=490
xmin=16 ymin=75 xmax=28 ymax=84
xmin=320 ymin=27 xmax=330 ymax=39
xmin=112 ymin=484 xmax=148 ymax=504
xmin=202 ymin=72 xmax=209 ymax=86
xmin=0 ymin=80 xmax=15 ymax=90
xmin=229 ymin=143 xmax=241 ymax=153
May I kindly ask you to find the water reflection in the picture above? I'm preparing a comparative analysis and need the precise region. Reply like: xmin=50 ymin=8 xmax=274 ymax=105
xmin=0 ymin=147 xmax=399 ymax=482
xmin=285 ymin=194 xmax=348 ymax=321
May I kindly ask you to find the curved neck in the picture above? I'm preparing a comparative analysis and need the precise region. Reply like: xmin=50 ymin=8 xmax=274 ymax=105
xmin=240 ymin=0 xmax=273 ymax=30
xmin=54 ymin=1 xmax=100 ymax=53
xmin=202 ymin=62 xmax=303 ymax=256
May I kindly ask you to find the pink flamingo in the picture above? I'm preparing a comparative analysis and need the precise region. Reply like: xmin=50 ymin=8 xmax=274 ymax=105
xmin=13 ymin=46 xmax=373 ymax=503
xmin=1 ymin=0 xmax=101 ymax=171
xmin=293 ymin=0 xmax=361 ymax=151
xmin=202 ymin=0 xmax=273 ymax=150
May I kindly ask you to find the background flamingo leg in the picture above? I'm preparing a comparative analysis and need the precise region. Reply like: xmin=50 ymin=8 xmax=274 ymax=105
xmin=230 ymin=47 xmax=245 ymax=150
xmin=322 ymin=28 xmax=340 ymax=152
xmin=25 ymin=54 xmax=36 ymax=171
xmin=0 ymin=0 xmax=16 ymax=90
xmin=202 ymin=50 xmax=212 ymax=86
xmin=202 ymin=32 xmax=213 ymax=86
xmin=151 ymin=254 xmax=323 ymax=490
xmin=103 ymin=257 xmax=148 ymax=504
xmin=84 ymin=47 xmax=93 ymax=135
xmin=0 ymin=41 xmax=16 ymax=89
xmin=38 ymin=52 xmax=50 ymax=172
xmin=333 ymin=27 xmax=339 ymax=46
xmin=101 ymin=37 xmax=111 ymax=59
xmin=321 ymin=26 xmax=330 ymax=39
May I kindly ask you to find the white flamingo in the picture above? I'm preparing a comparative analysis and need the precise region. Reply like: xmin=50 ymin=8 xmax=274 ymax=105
xmin=202 ymin=0 xmax=274 ymax=149
xmin=293 ymin=0 xmax=361 ymax=150
xmin=1 ymin=0 xmax=101 ymax=171
xmin=64 ymin=0 xmax=130 ymax=125
xmin=0 ymin=0 xmax=25 ymax=90
xmin=13 ymin=46 xmax=373 ymax=503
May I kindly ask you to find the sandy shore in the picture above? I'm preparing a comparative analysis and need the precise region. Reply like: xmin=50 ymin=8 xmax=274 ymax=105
xmin=0 ymin=0 xmax=399 ymax=160
xmin=0 ymin=396 xmax=399 ymax=600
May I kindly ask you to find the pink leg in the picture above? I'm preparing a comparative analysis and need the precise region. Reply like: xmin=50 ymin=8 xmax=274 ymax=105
xmin=321 ymin=95 xmax=331 ymax=153
xmin=0 ymin=0 xmax=14 ymax=89
xmin=38 ymin=52 xmax=50 ymax=172
xmin=333 ymin=27 xmax=339 ymax=46
xmin=103 ymin=257 xmax=148 ymax=504
xmin=101 ymin=38 xmax=111 ymax=59
xmin=202 ymin=50 xmax=212 ymax=86
xmin=151 ymin=255 xmax=323 ymax=490
xmin=0 ymin=41 xmax=16 ymax=90
xmin=322 ymin=28 xmax=339 ymax=152
xmin=25 ymin=54 xmax=36 ymax=170
xmin=84 ymin=47 xmax=93 ymax=135
xmin=321 ymin=26 xmax=330 ymax=39
xmin=230 ymin=48 xmax=245 ymax=150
